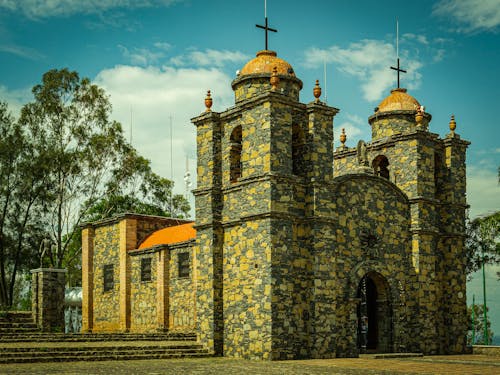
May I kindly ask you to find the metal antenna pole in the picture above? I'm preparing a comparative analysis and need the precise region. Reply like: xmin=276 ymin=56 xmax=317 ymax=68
xmin=170 ymin=115 xmax=174 ymax=217
xmin=130 ymin=107 xmax=133 ymax=145
xmin=482 ymin=254 xmax=489 ymax=344
xmin=324 ymin=59 xmax=327 ymax=104
xmin=472 ymin=294 xmax=475 ymax=345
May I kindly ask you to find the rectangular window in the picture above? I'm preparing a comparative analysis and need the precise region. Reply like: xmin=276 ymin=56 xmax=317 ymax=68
xmin=141 ymin=258 xmax=152 ymax=282
xmin=103 ymin=264 xmax=114 ymax=292
xmin=178 ymin=252 xmax=190 ymax=278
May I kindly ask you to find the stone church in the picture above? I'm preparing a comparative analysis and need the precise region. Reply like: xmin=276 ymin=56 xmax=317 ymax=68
xmin=81 ymin=48 xmax=470 ymax=360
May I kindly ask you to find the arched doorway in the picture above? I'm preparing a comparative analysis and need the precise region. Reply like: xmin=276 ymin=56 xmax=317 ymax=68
xmin=356 ymin=271 xmax=392 ymax=353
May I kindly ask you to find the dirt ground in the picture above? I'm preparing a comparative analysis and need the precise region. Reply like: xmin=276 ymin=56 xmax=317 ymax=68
xmin=0 ymin=354 xmax=499 ymax=375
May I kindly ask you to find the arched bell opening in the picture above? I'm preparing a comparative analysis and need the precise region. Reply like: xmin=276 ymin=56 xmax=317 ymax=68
xmin=356 ymin=271 xmax=393 ymax=353
xmin=372 ymin=155 xmax=390 ymax=180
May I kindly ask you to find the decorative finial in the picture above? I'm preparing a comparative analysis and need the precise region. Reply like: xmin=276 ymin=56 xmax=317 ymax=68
xmin=205 ymin=90 xmax=212 ymax=112
xmin=270 ymin=66 xmax=279 ymax=91
xmin=449 ymin=114 xmax=456 ymax=135
xmin=313 ymin=80 xmax=322 ymax=103
xmin=415 ymin=104 xmax=424 ymax=125
xmin=340 ymin=128 xmax=347 ymax=147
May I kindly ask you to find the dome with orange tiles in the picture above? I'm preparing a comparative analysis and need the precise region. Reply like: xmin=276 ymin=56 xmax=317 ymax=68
xmin=376 ymin=88 xmax=420 ymax=113
xmin=240 ymin=50 xmax=296 ymax=77
xmin=138 ymin=223 xmax=196 ymax=249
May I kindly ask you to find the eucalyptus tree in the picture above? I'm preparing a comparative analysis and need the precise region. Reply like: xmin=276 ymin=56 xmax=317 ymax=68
xmin=18 ymin=69 xmax=189 ymax=274
xmin=465 ymin=211 xmax=500 ymax=278
xmin=1 ymin=69 xmax=190 ymax=304
xmin=0 ymin=101 xmax=48 ymax=307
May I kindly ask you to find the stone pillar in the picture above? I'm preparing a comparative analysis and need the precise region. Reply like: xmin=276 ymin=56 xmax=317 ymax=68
xmin=81 ymin=226 xmax=94 ymax=332
xmin=31 ymin=268 xmax=67 ymax=332
xmin=156 ymin=249 xmax=170 ymax=331
xmin=119 ymin=218 xmax=137 ymax=332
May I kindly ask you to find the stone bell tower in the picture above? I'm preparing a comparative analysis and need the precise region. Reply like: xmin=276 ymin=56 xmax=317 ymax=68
xmin=191 ymin=49 xmax=338 ymax=360
xmin=334 ymin=85 xmax=470 ymax=355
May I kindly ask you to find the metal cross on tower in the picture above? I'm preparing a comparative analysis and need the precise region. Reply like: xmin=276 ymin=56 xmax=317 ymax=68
xmin=256 ymin=1 xmax=277 ymax=50
xmin=390 ymin=58 xmax=407 ymax=89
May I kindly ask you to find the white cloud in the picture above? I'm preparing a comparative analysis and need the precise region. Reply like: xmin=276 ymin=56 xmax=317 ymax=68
xmin=153 ymin=42 xmax=171 ymax=51
xmin=0 ymin=0 xmax=179 ymax=18
xmin=304 ymin=40 xmax=423 ymax=102
xmin=170 ymin=49 xmax=250 ymax=68
xmin=0 ymin=85 xmax=32 ymax=117
xmin=467 ymin=165 xmax=500 ymax=219
xmin=402 ymin=33 xmax=429 ymax=45
xmin=118 ymin=45 xmax=166 ymax=66
xmin=433 ymin=0 xmax=500 ymax=33
xmin=0 ymin=44 xmax=45 ymax=60
xmin=94 ymin=64 xmax=235 ymax=205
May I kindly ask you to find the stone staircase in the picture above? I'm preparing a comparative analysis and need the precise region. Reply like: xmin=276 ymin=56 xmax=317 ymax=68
xmin=0 ymin=311 xmax=211 ymax=363
xmin=0 ymin=311 xmax=39 ymax=334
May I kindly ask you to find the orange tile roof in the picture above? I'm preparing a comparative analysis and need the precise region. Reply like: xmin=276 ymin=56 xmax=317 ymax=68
xmin=138 ymin=223 xmax=196 ymax=249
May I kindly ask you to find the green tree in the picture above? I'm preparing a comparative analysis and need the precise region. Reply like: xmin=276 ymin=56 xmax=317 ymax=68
xmin=0 ymin=69 xmax=190 ymax=303
xmin=19 ymin=68 xmax=188 ymax=269
xmin=467 ymin=303 xmax=493 ymax=345
xmin=0 ymin=101 xmax=49 ymax=308
xmin=465 ymin=211 xmax=500 ymax=278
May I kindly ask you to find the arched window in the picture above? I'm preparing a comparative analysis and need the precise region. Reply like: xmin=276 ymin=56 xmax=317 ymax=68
xmin=292 ymin=124 xmax=305 ymax=175
xmin=372 ymin=155 xmax=390 ymax=179
xmin=230 ymin=126 xmax=242 ymax=183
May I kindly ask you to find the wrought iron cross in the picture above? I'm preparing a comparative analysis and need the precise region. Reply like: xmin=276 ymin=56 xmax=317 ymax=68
xmin=256 ymin=17 xmax=277 ymax=50
xmin=390 ymin=58 xmax=407 ymax=88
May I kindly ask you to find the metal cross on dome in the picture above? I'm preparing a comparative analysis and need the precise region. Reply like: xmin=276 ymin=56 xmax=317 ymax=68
xmin=256 ymin=0 xmax=277 ymax=50
xmin=391 ymin=58 xmax=407 ymax=89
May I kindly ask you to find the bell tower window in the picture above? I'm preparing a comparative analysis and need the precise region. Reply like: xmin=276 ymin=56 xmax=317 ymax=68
xmin=372 ymin=155 xmax=390 ymax=179
xmin=230 ymin=125 xmax=242 ymax=183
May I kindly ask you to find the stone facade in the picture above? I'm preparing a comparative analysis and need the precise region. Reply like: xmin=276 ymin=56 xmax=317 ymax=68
xmin=191 ymin=51 xmax=469 ymax=359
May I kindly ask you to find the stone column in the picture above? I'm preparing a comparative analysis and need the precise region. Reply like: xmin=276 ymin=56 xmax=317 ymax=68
xmin=81 ymin=226 xmax=94 ymax=332
xmin=31 ymin=268 xmax=67 ymax=332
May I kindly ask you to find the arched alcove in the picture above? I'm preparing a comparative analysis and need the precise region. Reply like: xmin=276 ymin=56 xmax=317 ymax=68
xmin=230 ymin=125 xmax=242 ymax=183
xmin=292 ymin=124 xmax=305 ymax=176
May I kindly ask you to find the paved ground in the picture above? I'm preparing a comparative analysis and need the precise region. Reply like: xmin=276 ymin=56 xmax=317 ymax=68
xmin=0 ymin=355 xmax=498 ymax=375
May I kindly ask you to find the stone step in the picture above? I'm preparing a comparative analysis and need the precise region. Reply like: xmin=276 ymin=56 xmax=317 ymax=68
xmin=0 ymin=333 xmax=197 ymax=343
xmin=0 ymin=351 xmax=212 ymax=364
xmin=0 ymin=321 xmax=38 ymax=328
xmin=0 ymin=311 xmax=32 ymax=320
xmin=0 ymin=327 xmax=40 ymax=333
xmin=0 ymin=343 xmax=205 ymax=353
xmin=0 ymin=347 xmax=206 ymax=357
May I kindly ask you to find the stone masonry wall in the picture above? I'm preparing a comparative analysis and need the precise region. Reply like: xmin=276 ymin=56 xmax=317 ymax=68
xmin=270 ymin=217 xmax=312 ymax=360
xmin=130 ymin=252 xmax=158 ymax=332
xmin=222 ymin=219 xmax=273 ymax=359
xmin=92 ymin=223 xmax=121 ymax=332
xmin=169 ymin=245 xmax=196 ymax=330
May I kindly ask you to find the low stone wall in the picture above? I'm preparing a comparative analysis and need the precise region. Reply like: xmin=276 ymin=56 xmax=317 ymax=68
xmin=473 ymin=345 xmax=500 ymax=356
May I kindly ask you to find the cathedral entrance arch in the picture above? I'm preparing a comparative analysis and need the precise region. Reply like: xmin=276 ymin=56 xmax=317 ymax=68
xmin=356 ymin=271 xmax=392 ymax=353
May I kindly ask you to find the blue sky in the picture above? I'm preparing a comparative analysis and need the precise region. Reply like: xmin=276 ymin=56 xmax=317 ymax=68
xmin=0 ymin=0 xmax=499 ymax=337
